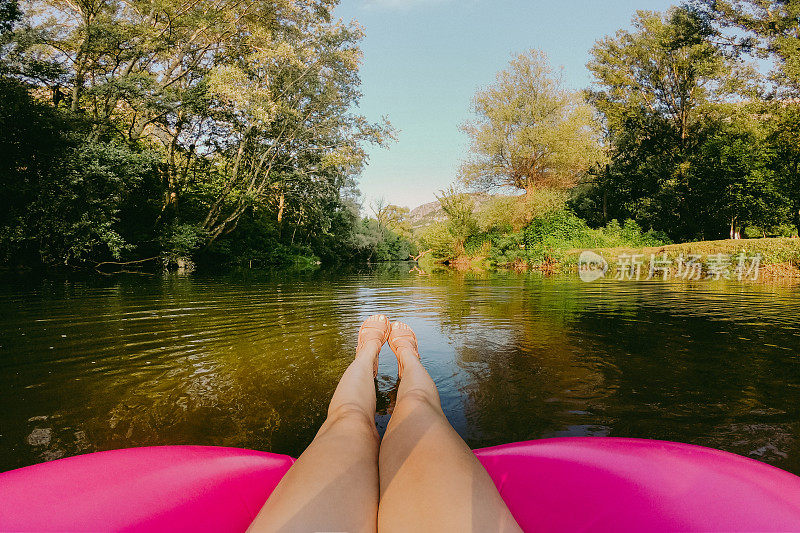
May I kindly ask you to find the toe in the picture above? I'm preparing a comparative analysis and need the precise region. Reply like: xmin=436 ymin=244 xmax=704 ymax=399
xmin=359 ymin=315 xmax=390 ymax=345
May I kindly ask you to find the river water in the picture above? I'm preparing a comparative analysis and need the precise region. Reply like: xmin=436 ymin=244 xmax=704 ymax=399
xmin=1 ymin=265 xmax=799 ymax=474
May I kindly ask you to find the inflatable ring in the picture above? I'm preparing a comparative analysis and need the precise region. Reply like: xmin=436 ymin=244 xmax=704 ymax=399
xmin=2 ymin=437 xmax=800 ymax=531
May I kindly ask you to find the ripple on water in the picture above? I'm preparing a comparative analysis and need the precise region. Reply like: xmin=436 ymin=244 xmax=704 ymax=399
xmin=0 ymin=272 xmax=799 ymax=473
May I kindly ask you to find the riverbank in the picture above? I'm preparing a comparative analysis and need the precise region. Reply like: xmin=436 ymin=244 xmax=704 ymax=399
xmin=441 ymin=237 xmax=800 ymax=281
xmin=563 ymin=237 xmax=800 ymax=280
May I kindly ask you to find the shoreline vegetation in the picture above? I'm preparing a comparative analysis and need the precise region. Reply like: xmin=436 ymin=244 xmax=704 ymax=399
xmin=433 ymin=237 xmax=800 ymax=283
xmin=566 ymin=238 xmax=800 ymax=280
xmin=3 ymin=2 xmax=800 ymax=279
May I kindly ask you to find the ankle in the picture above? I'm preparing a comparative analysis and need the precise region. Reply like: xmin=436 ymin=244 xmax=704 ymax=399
xmin=397 ymin=346 xmax=419 ymax=365
xmin=355 ymin=340 xmax=381 ymax=357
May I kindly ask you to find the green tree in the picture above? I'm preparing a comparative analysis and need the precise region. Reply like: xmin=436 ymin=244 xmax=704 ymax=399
xmin=696 ymin=1 xmax=800 ymax=234
xmin=380 ymin=204 xmax=412 ymax=239
xmin=459 ymin=49 xmax=602 ymax=195
xmin=10 ymin=0 xmax=392 ymax=267
xmin=588 ymin=7 xmax=744 ymax=147
xmin=688 ymin=106 xmax=789 ymax=237
xmin=348 ymin=218 xmax=413 ymax=262
xmin=697 ymin=0 xmax=800 ymax=93
xmin=0 ymin=0 xmax=19 ymax=35
xmin=0 ymin=77 xmax=159 ymax=266
xmin=767 ymin=102 xmax=800 ymax=234
xmin=435 ymin=186 xmax=479 ymax=256
xmin=577 ymin=6 xmax=761 ymax=240
xmin=197 ymin=11 xmax=392 ymax=243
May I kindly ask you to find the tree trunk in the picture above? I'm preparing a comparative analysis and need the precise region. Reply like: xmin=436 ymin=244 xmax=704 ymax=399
xmin=602 ymin=190 xmax=608 ymax=224
xmin=71 ymin=65 xmax=84 ymax=112
xmin=70 ymin=17 xmax=92 ymax=113
xmin=277 ymin=191 xmax=285 ymax=223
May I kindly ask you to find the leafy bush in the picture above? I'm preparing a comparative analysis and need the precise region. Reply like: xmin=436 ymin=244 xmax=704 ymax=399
xmin=0 ymin=78 xmax=162 ymax=267
xmin=477 ymin=196 xmax=517 ymax=232
xmin=418 ymin=222 xmax=458 ymax=259
xmin=435 ymin=186 xmax=480 ymax=255
xmin=488 ymin=209 xmax=670 ymax=267
xmin=350 ymin=219 xmax=415 ymax=262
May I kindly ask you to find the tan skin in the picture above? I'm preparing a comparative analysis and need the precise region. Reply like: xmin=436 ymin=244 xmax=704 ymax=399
xmin=248 ymin=316 xmax=521 ymax=533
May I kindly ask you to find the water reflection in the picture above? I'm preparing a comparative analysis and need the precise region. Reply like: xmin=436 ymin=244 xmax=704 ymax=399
xmin=1 ymin=268 xmax=799 ymax=474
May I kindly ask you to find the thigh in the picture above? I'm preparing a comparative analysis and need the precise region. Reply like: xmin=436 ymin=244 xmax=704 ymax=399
xmin=378 ymin=394 xmax=520 ymax=533
xmin=249 ymin=410 xmax=380 ymax=533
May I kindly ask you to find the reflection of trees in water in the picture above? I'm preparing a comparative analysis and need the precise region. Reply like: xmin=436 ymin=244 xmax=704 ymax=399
xmin=434 ymin=276 xmax=800 ymax=472
xmin=433 ymin=274 xmax=607 ymax=448
xmin=571 ymin=306 xmax=800 ymax=471
xmin=454 ymin=339 xmax=607 ymax=448
xmin=6 ymin=273 xmax=800 ymax=474
xmin=3 ymin=276 xmax=367 ymax=469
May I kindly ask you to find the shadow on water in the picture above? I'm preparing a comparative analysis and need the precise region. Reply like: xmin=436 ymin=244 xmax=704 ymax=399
xmin=1 ymin=267 xmax=799 ymax=474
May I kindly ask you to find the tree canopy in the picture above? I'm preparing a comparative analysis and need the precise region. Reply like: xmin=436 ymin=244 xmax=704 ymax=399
xmin=587 ymin=7 xmax=744 ymax=146
xmin=571 ymin=6 xmax=791 ymax=240
xmin=1 ymin=0 xmax=409 ymax=268
xmin=459 ymin=49 xmax=602 ymax=194
xmin=696 ymin=0 xmax=800 ymax=94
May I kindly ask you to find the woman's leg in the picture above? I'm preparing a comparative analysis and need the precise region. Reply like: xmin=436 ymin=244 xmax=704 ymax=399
xmin=377 ymin=322 xmax=522 ymax=533
xmin=248 ymin=315 xmax=390 ymax=533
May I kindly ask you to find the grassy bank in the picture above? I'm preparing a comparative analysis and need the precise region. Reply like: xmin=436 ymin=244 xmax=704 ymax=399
xmin=429 ymin=237 xmax=800 ymax=281
xmin=562 ymin=237 xmax=800 ymax=280
xmin=411 ymin=191 xmax=800 ymax=281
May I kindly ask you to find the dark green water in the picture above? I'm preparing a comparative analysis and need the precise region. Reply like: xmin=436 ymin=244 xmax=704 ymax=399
xmin=2 ymin=266 xmax=800 ymax=474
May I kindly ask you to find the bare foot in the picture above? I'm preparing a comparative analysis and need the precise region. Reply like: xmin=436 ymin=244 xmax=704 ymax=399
xmin=388 ymin=321 xmax=420 ymax=379
xmin=357 ymin=314 xmax=391 ymax=377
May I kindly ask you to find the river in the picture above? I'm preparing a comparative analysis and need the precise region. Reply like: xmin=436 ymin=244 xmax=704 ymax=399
xmin=2 ymin=265 xmax=799 ymax=474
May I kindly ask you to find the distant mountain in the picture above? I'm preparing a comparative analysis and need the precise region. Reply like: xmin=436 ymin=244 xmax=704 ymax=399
xmin=407 ymin=192 xmax=508 ymax=231
xmin=408 ymin=200 xmax=447 ymax=230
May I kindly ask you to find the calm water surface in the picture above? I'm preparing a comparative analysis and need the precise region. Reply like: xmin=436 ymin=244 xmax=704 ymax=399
xmin=2 ymin=266 xmax=800 ymax=474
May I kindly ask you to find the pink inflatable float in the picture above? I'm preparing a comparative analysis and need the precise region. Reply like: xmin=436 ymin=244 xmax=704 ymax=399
xmin=2 ymin=437 xmax=800 ymax=531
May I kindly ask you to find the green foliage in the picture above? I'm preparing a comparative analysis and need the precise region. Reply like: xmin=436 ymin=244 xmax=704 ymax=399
xmin=0 ymin=77 xmax=160 ymax=266
xmin=688 ymin=108 xmax=790 ymax=235
xmin=575 ymin=6 xmax=794 ymax=241
xmin=460 ymin=49 xmax=603 ymax=193
xmin=587 ymin=7 xmax=746 ymax=142
xmin=478 ymin=189 xmax=570 ymax=232
xmin=350 ymin=219 xmax=415 ymax=262
xmin=1 ymin=0 xmax=397 ymax=271
xmin=417 ymin=222 xmax=459 ymax=260
xmin=488 ymin=210 xmax=669 ymax=267
xmin=375 ymin=203 xmax=413 ymax=239
xmin=0 ymin=0 xmax=19 ymax=35
xmin=697 ymin=0 xmax=800 ymax=93
xmin=476 ymin=196 xmax=517 ymax=233
xmin=56 ymin=140 xmax=160 ymax=262
xmin=435 ymin=186 xmax=480 ymax=255
xmin=161 ymin=224 xmax=207 ymax=265
xmin=6 ymin=0 xmax=800 ymax=273
xmin=767 ymin=103 xmax=800 ymax=235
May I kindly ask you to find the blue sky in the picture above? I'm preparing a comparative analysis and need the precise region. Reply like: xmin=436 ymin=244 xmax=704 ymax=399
xmin=334 ymin=0 xmax=677 ymax=211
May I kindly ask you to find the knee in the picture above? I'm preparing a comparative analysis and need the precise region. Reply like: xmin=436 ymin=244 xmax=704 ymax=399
xmin=396 ymin=388 xmax=441 ymax=414
xmin=324 ymin=403 xmax=379 ymax=438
